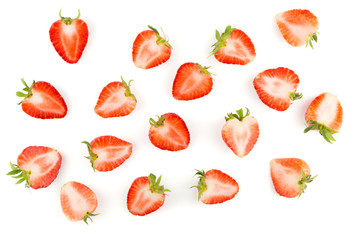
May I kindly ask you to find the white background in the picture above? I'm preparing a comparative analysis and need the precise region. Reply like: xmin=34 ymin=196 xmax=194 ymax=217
xmin=1 ymin=0 xmax=359 ymax=239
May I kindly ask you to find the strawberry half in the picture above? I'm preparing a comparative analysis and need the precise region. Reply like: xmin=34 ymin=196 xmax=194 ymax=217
xmin=270 ymin=158 xmax=317 ymax=198
xmin=221 ymin=108 xmax=259 ymax=158
xmin=7 ymin=146 xmax=62 ymax=189
xmin=304 ymin=92 xmax=343 ymax=143
xmin=172 ymin=62 xmax=213 ymax=101
xmin=149 ymin=113 xmax=190 ymax=151
xmin=60 ymin=181 xmax=98 ymax=224
xmin=192 ymin=169 xmax=239 ymax=204
xmin=94 ymin=77 xmax=137 ymax=118
xmin=276 ymin=9 xmax=319 ymax=48
xmin=127 ymin=173 xmax=170 ymax=216
xmin=17 ymin=79 xmax=67 ymax=119
xmin=211 ymin=25 xmax=256 ymax=65
xmin=49 ymin=9 xmax=88 ymax=63
xmin=253 ymin=67 xmax=302 ymax=111
xmin=82 ymin=135 xmax=132 ymax=172
xmin=132 ymin=25 xmax=172 ymax=69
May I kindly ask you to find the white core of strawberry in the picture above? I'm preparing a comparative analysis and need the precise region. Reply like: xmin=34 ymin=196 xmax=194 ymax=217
xmin=200 ymin=178 xmax=238 ymax=200
xmin=260 ymin=75 xmax=296 ymax=99
xmin=62 ymin=184 xmax=93 ymax=219
xmin=271 ymin=161 xmax=300 ymax=188
xmin=21 ymin=150 xmax=59 ymax=177
xmin=97 ymin=88 xmax=128 ymax=112
xmin=94 ymin=145 xmax=131 ymax=164
xmin=314 ymin=93 xmax=340 ymax=126
xmin=131 ymin=183 xmax=163 ymax=214
xmin=62 ymin=24 xmax=77 ymax=37
xmin=224 ymin=38 xmax=255 ymax=62
xmin=134 ymin=35 xmax=160 ymax=69
xmin=179 ymin=72 xmax=205 ymax=94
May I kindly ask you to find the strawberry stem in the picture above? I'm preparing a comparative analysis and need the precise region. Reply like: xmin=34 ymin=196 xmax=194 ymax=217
xmin=83 ymin=212 xmax=99 ymax=225
xmin=120 ymin=76 xmax=137 ymax=101
xmin=148 ymin=25 xmax=172 ymax=49
xmin=149 ymin=115 xmax=166 ymax=128
xmin=305 ymin=32 xmax=319 ymax=49
xmin=298 ymin=168 xmax=317 ymax=198
xmin=7 ymin=162 xmax=31 ymax=189
xmin=82 ymin=141 xmax=98 ymax=171
xmin=191 ymin=169 xmax=207 ymax=200
xmin=196 ymin=63 xmax=212 ymax=76
xmin=210 ymin=25 xmax=234 ymax=56
xmin=304 ymin=119 xmax=338 ymax=143
xmin=16 ymin=78 xmax=34 ymax=104
xmin=289 ymin=92 xmax=303 ymax=103
xmin=148 ymin=173 xmax=170 ymax=194
xmin=59 ymin=9 xmax=81 ymax=25
xmin=225 ymin=108 xmax=250 ymax=122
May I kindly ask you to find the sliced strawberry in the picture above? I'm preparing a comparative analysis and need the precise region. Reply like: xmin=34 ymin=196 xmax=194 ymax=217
xmin=211 ymin=25 xmax=256 ymax=65
xmin=49 ymin=9 xmax=88 ymax=63
xmin=132 ymin=25 xmax=172 ymax=69
xmin=127 ymin=174 xmax=170 ymax=216
xmin=82 ymin=135 xmax=132 ymax=172
xmin=148 ymin=113 xmax=190 ymax=151
xmin=7 ymin=146 xmax=62 ymax=189
xmin=94 ymin=77 xmax=137 ymax=118
xmin=221 ymin=108 xmax=259 ymax=158
xmin=192 ymin=169 xmax=239 ymax=204
xmin=253 ymin=67 xmax=302 ymax=111
xmin=270 ymin=158 xmax=317 ymax=198
xmin=276 ymin=9 xmax=319 ymax=48
xmin=172 ymin=62 xmax=213 ymax=101
xmin=304 ymin=92 xmax=343 ymax=143
xmin=16 ymin=79 xmax=67 ymax=119
xmin=60 ymin=181 xmax=98 ymax=223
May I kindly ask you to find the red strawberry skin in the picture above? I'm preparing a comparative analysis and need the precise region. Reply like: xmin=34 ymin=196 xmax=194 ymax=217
xmin=60 ymin=181 xmax=98 ymax=222
xmin=132 ymin=27 xmax=171 ymax=69
xmin=172 ymin=62 xmax=213 ymax=101
xmin=17 ymin=146 xmax=62 ymax=189
xmin=83 ymin=135 xmax=132 ymax=172
xmin=94 ymin=81 xmax=136 ymax=118
xmin=49 ymin=10 xmax=88 ymax=63
xmin=270 ymin=158 xmax=312 ymax=198
xmin=127 ymin=175 xmax=167 ymax=216
xmin=276 ymin=9 xmax=319 ymax=47
xmin=253 ymin=67 xmax=301 ymax=111
xmin=149 ymin=113 xmax=190 ymax=151
xmin=19 ymin=80 xmax=67 ymax=119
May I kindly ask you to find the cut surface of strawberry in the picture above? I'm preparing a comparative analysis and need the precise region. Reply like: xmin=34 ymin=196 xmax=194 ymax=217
xmin=172 ymin=62 xmax=213 ymax=101
xmin=192 ymin=169 xmax=239 ymax=204
xmin=221 ymin=108 xmax=259 ymax=158
xmin=17 ymin=79 xmax=67 ymax=119
xmin=149 ymin=113 xmax=190 ymax=151
xmin=270 ymin=158 xmax=317 ymax=198
xmin=211 ymin=25 xmax=256 ymax=65
xmin=304 ymin=92 xmax=343 ymax=143
xmin=94 ymin=77 xmax=137 ymax=118
xmin=49 ymin=9 xmax=88 ymax=63
xmin=60 ymin=181 xmax=98 ymax=223
xmin=7 ymin=146 xmax=62 ymax=189
xmin=127 ymin=173 xmax=170 ymax=216
xmin=276 ymin=9 xmax=319 ymax=48
xmin=82 ymin=135 xmax=132 ymax=172
xmin=132 ymin=25 xmax=171 ymax=69
xmin=253 ymin=67 xmax=302 ymax=111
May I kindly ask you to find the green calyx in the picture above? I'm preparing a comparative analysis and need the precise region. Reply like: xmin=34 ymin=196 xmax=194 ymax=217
xmin=148 ymin=25 xmax=172 ymax=49
xmin=121 ymin=76 xmax=137 ymax=101
xmin=191 ymin=169 xmax=207 ymax=200
xmin=59 ymin=9 xmax=80 ymax=25
xmin=148 ymin=173 xmax=170 ymax=194
xmin=83 ymin=212 xmax=99 ymax=225
xmin=149 ymin=115 xmax=166 ymax=128
xmin=298 ymin=168 xmax=317 ymax=198
xmin=16 ymin=78 xmax=34 ymax=105
xmin=82 ymin=141 xmax=98 ymax=171
xmin=305 ymin=32 xmax=319 ymax=49
xmin=196 ymin=63 xmax=212 ymax=76
xmin=225 ymin=108 xmax=250 ymax=122
xmin=304 ymin=119 xmax=338 ymax=144
xmin=7 ymin=162 xmax=31 ymax=189
xmin=289 ymin=92 xmax=303 ymax=102
xmin=210 ymin=25 xmax=234 ymax=56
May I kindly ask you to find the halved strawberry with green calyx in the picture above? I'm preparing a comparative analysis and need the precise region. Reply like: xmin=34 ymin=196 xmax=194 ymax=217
xmin=94 ymin=77 xmax=137 ymax=118
xmin=82 ymin=135 xmax=132 ymax=172
xmin=304 ymin=92 xmax=343 ymax=143
xmin=17 ymin=78 xmax=67 ymax=119
xmin=172 ymin=62 xmax=213 ymax=101
xmin=270 ymin=158 xmax=317 ymax=198
xmin=49 ymin=9 xmax=88 ymax=63
xmin=7 ymin=146 xmax=62 ymax=189
xmin=60 ymin=181 xmax=98 ymax=224
xmin=276 ymin=9 xmax=319 ymax=48
xmin=127 ymin=173 xmax=170 ymax=216
xmin=210 ymin=25 xmax=256 ymax=65
xmin=148 ymin=113 xmax=190 ymax=151
xmin=192 ymin=169 xmax=239 ymax=204
xmin=132 ymin=25 xmax=172 ymax=69
xmin=253 ymin=67 xmax=302 ymax=111
xmin=221 ymin=108 xmax=259 ymax=158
